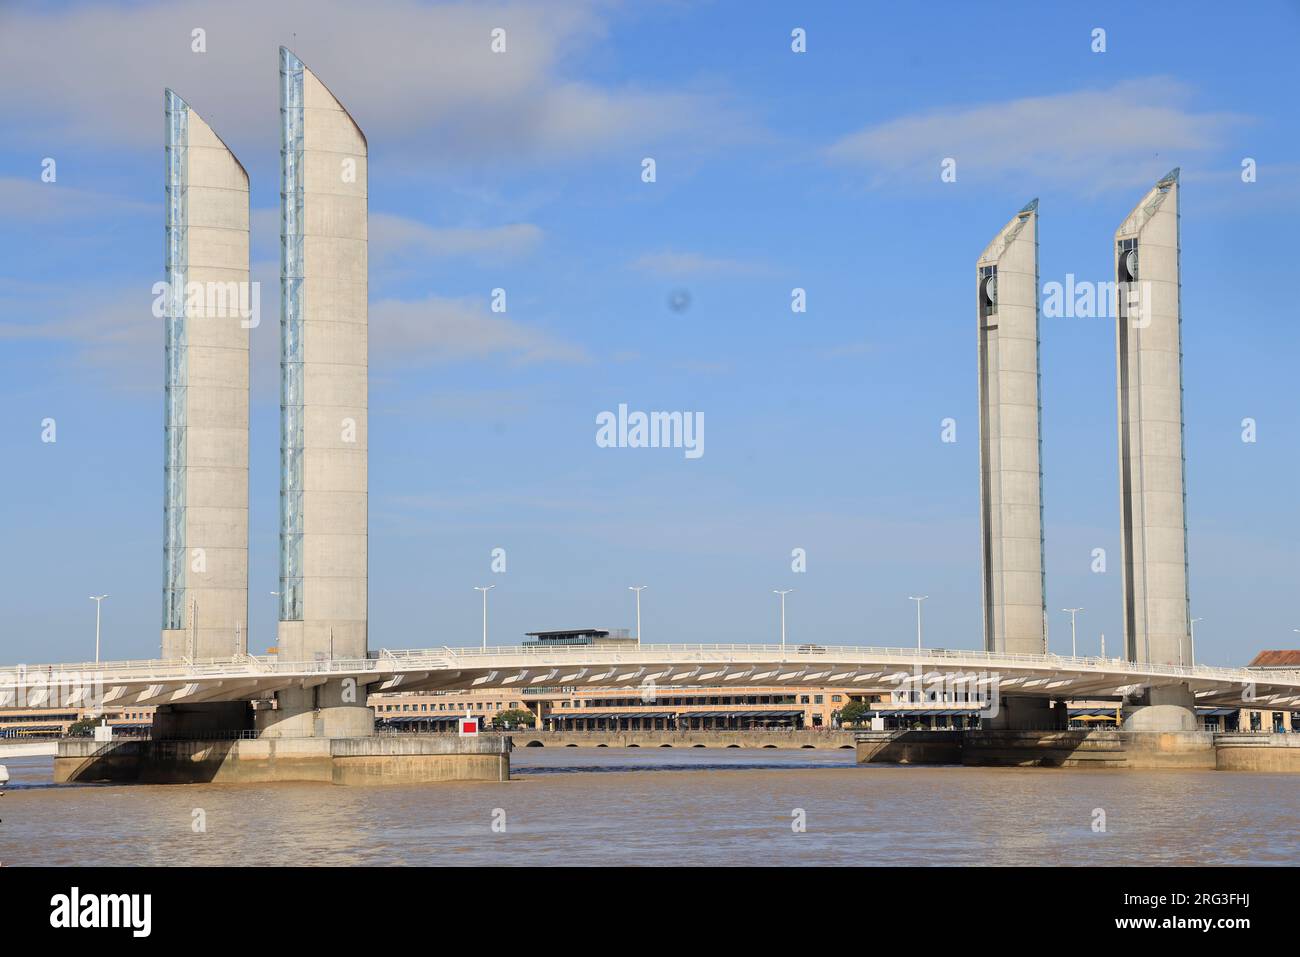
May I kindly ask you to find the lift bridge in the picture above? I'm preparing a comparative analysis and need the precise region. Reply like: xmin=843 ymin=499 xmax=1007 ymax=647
xmin=3 ymin=644 xmax=1298 ymax=714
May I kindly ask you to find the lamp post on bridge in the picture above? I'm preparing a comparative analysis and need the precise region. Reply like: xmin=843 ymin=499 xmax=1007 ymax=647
xmin=474 ymin=585 xmax=495 ymax=650
xmin=1191 ymin=617 xmax=1204 ymax=667
xmin=629 ymin=585 xmax=647 ymax=646
xmin=908 ymin=596 xmax=928 ymax=650
xmin=1062 ymin=608 xmax=1083 ymax=658
xmin=267 ymin=591 xmax=282 ymax=657
xmin=773 ymin=589 xmax=793 ymax=655
xmin=89 ymin=594 xmax=108 ymax=663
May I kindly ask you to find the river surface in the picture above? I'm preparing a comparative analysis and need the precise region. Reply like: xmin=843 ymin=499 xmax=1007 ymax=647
xmin=2 ymin=749 xmax=1296 ymax=866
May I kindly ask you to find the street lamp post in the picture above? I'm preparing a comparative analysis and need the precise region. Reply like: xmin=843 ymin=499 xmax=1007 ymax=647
xmin=89 ymin=595 xmax=108 ymax=663
xmin=629 ymin=586 xmax=647 ymax=645
xmin=773 ymin=589 xmax=793 ymax=655
xmin=474 ymin=585 xmax=495 ymax=650
xmin=908 ymin=596 xmax=928 ymax=650
xmin=1062 ymin=608 xmax=1084 ymax=658
xmin=1191 ymin=617 xmax=1204 ymax=667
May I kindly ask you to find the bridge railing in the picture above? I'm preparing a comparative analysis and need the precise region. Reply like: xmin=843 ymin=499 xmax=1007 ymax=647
xmin=2 ymin=644 xmax=1295 ymax=695
xmin=429 ymin=644 xmax=1270 ymax=683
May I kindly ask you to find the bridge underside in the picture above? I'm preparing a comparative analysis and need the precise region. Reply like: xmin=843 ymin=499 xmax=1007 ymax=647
xmin=4 ymin=646 xmax=1296 ymax=738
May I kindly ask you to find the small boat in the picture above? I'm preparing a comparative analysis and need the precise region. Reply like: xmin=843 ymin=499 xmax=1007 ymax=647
xmin=0 ymin=764 xmax=8 ymax=785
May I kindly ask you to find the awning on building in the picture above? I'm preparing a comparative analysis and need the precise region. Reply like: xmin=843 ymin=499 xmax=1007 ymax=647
xmin=672 ymin=710 xmax=803 ymax=719
xmin=552 ymin=711 xmax=675 ymax=720
xmin=381 ymin=713 xmax=486 ymax=725
xmin=1 ymin=725 xmax=65 ymax=733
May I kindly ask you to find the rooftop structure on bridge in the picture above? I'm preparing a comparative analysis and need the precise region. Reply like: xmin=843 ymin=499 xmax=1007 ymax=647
xmin=522 ymin=629 xmax=636 ymax=648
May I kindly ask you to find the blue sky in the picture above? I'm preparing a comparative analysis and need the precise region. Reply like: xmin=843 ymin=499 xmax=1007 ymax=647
xmin=1 ymin=0 xmax=1297 ymax=666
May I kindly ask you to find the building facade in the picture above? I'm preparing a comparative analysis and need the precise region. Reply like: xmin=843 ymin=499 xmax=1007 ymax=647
xmin=160 ymin=89 xmax=250 ymax=660
xmin=372 ymin=686 xmax=875 ymax=732
xmin=977 ymin=199 xmax=1047 ymax=655
xmin=1115 ymin=169 xmax=1190 ymax=668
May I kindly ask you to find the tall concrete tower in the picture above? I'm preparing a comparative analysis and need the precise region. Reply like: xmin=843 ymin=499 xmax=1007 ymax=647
xmin=977 ymin=199 xmax=1047 ymax=657
xmin=1115 ymin=169 xmax=1190 ymax=672
xmin=263 ymin=49 xmax=370 ymax=737
xmin=161 ymin=90 xmax=250 ymax=661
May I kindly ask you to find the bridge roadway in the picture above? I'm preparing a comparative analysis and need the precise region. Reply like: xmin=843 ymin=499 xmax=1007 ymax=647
xmin=3 ymin=644 xmax=1298 ymax=713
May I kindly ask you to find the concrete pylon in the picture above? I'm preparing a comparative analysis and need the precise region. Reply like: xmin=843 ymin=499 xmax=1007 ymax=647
xmin=160 ymin=90 xmax=250 ymax=662
xmin=1114 ymin=168 xmax=1195 ymax=729
xmin=262 ymin=48 xmax=371 ymax=738
xmin=977 ymin=199 xmax=1047 ymax=657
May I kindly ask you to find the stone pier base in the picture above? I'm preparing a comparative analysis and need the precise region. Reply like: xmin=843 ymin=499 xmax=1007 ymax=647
xmin=1214 ymin=733 xmax=1300 ymax=772
xmin=1122 ymin=683 xmax=1198 ymax=732
xmin=855 ymin=729 xmax=1300 ymax=771
xmin=54 ymin=735 xmax=510 ymax=785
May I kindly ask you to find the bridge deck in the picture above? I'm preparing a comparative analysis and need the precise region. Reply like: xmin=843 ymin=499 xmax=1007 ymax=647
xmin=2 ymin=645 xmax=1297 ymax=712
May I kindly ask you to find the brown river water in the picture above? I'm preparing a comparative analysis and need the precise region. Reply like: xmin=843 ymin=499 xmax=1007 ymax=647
xmin=1 ymin=749 xmax=1296 ymax=866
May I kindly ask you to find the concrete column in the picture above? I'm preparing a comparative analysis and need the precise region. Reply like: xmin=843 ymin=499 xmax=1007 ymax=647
xmin=256 ymin=683 xmax=374 ymax=739
xmin=161 ymin=91 xmax=250 ymax=663
xmin=1114 ymin=169 xmax=1192 ymax=683
xmin=1122 ymin=683 xmax=1197 ymax=731
xmin=977 ymin=199 xmax=1047 ymax=655
xmin=274 ymin=49 xmax=371 ymax=737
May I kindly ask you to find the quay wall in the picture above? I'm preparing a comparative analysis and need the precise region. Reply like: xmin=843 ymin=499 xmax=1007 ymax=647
xmin=856 ymin=730 xmax=1300 ymax=771
xmin=1214 ymin=733 xmax=1300 ymax=772
xmin=507 ymin=730 xmax=856 ymax=749
xmin=54 ymin=735 xmax=510 ymax=785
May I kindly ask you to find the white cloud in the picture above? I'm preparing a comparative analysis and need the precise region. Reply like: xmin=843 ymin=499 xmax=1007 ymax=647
xmin=0 ymin=177 xmax=154 ymax=221
xmin=827 ymin=78 xmax=1247 ymax=191
xmin=249 ymin=207 xmax=542 ymax=268
xmin=0 ymin=283 xmax=163 ymax=392
xmin=370 ymin=213 xmax=542 ymax=260
xmin=818 ymin=340 xmax=874 ymax=360
xmin=0 ymin=0 xmax=727 ymax=165
xmin=0 ymin=284 xmax=590 ymax=396
xmin=370 ymin=295 xmax=590 ymax=365
xmin=630 ymin=249 xmax=764 ymax=277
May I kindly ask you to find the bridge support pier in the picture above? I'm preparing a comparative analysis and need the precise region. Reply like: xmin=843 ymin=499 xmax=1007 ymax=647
xmin=981 ymin=695 xmax=1069 ymax=731
xmin=254 ymin=682 xmax=374 ymax=739
xmin=152 ymin=702 xmax=252 ymax=738
xmin=1121 ymin=683 xmax=1197 ymax=732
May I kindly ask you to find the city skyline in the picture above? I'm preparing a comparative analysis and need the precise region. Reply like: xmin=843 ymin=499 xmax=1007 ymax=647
xmin=1 ymin=2 xmax=1297 ymax=668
